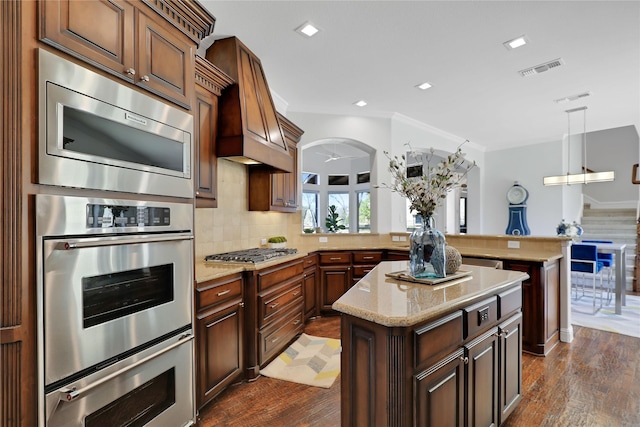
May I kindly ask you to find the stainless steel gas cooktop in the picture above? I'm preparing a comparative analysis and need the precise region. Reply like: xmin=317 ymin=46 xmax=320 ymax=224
xmin=204 ymin=248 xmax=298 ymax=263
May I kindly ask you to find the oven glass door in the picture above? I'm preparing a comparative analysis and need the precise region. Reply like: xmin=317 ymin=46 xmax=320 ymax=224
xmin=42 ymin=234 xmax=192 ymax=387
xmin=47 ymin=82 xmax=190 ymax=178
xmin=45 ymin=333 xmax=194 ymax=427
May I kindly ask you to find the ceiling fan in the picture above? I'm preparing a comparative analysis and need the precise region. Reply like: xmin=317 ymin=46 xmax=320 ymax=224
xmin=317 ymin=146 xmax=359 ymax=162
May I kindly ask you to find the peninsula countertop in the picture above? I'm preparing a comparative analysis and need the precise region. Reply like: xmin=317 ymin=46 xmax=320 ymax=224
xmin=332 ymin=261 xmax=529 ymax=327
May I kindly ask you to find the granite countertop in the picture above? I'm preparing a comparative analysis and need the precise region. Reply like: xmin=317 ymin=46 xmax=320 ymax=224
xmin=332 ymin=261 xmax=529 ymax=328
xmin=195 ymin=252 xmax=308 ymax=283
xmin=453 ymin=247 xmax=563 ymax=263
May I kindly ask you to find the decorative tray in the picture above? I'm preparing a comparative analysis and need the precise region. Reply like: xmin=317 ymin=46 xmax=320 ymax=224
xmin=385 ymin=269 xmax=472 ymax=285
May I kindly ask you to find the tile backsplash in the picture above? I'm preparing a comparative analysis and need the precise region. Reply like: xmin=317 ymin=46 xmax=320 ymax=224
xmin=194 ymin=159 xmax=298 ymax=259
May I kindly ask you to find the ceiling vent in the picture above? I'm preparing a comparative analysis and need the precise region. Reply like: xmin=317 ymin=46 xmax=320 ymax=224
xmin=518 ymin=58 xmax=564 ymax=77
xmin=554 ymin=91 xmax=592 ymax=104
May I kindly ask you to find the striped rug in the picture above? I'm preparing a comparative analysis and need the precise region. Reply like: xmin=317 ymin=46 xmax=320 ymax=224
xmin=571 ymin=294 xmax=640 ymax=338
xmin=260 ymin=333 xmax=341 ymax=388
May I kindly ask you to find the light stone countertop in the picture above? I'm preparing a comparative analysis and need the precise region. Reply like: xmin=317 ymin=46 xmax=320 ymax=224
xmin=332 ymin=261 xmax=529 ymax=328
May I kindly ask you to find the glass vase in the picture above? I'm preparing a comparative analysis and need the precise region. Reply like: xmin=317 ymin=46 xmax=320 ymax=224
xmin=409 ymin=215 xmax=446 ymax=279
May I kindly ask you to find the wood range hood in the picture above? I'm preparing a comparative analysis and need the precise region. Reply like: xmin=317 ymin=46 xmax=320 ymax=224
xmin=205 ymin=37 xmax=293 ymax=173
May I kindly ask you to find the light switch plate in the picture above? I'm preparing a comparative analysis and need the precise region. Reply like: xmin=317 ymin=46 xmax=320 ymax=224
xmin=261 ymin=238 xmax=267 ymax=245
xmin=399 ymin=236 xmax=407 ymax=242
xmin=392 ymin=236 xmax=400 ymax=242
xmin=319 ymin=237 xmax=328 ymax=243
xmin=507 ymin=240 xmax=520 ymax=249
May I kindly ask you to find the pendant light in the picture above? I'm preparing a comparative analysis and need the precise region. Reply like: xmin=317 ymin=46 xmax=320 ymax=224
xmin=543 ymin=106 xmax=615 ymax=186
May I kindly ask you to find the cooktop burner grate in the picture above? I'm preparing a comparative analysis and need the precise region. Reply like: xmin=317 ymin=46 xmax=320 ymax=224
xmin=204 ymin=248 xmax=298 ymax=263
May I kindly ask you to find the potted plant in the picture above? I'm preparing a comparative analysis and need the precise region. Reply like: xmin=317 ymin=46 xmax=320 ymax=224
xmin=325 ymin=205 xmax=346 ymax=233
xmin=267 ymin=236 xmax=287 ymax=248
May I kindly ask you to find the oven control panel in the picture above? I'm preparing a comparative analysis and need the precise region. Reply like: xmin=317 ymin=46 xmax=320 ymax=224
xmin=86 ymin=204 xmax=170 ymax=228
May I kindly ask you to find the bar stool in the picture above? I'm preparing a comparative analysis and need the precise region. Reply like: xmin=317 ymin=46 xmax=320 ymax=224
xmin=581 ymin=239 xmax=614 ymax=304
xmin=571 ymin=243 xmax=604 ymax=313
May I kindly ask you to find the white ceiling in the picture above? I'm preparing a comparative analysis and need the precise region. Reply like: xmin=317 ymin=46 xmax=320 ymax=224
xmin=198 ymin=1 xmax=640 ymax=152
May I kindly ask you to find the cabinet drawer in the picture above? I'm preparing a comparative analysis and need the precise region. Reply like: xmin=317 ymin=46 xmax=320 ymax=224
xmin=259 ymin=306 xmax=304 ymax=366
xmin=303 ymin=254 xmax=317 ymax=269
xmin=256 ymin=260 xmax=304 ymax=292
xmin=319 ymin=252 xmax=351 ymax=265
xmin=352 ymin=251 xmax=382 ymax=264
xmin=352 ymin=265 xmax=375 ymax=278
xmin=259 ymin=280 xmax=303 ymax=327
xmin=414 ymin=311 xmax=463 ymax=369
xmin=196 ymin=274 xmax=243 ymax=311
xmin=498 ymin=286 xmax=522 ymax=319
xmin=463 ymin=296 xmax=498 ymax=339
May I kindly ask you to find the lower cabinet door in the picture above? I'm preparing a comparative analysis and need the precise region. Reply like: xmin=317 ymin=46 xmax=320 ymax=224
xmin=196 ymin=301 xmax=244 ymax=410
xmin=466 ymin=328 xmax=499 ymax=427
xmin=414 ymin=348 xmax=465 ymax=427
xmin=499 ymin=313 xmax=523 ymax=424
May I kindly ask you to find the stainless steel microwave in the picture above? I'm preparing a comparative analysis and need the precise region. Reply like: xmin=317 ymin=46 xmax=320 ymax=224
xmin=38 ymin=49 xmax=193 ymax=198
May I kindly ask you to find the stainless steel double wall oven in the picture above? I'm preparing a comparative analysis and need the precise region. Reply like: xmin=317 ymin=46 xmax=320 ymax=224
xmin=37 ymin=49 xmax=196 ymax=426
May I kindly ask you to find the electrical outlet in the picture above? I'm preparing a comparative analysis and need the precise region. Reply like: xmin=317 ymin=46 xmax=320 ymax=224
xmin=261 ymin=238 xmax=267 ymax=245
xmin=319 ymin=236 xmax=328 ymax=243
xmin=507 ymin=240 xmax=520 ymax=249
xmin=392 ymin=236 xmax=400 ymax=242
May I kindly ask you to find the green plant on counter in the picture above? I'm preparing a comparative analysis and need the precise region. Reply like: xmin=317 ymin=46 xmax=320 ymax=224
xmin=303 ymin=228 xmax=314 ymax=234
xmin=267 ymin=236 xmax=287 ymax=243
xmin=325 ymin=205 xmax=346 ymax=233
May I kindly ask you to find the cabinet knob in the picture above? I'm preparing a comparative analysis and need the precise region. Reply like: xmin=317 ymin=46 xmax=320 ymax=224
xmin=460 ymin=356 xmax=469 ymax=364
xmin=239 ymin=302 xmax=245 ymax=308
xmin=140 ymin=75 xmax=150 ymax=82
xmin=125 ymin=68 xmax=136 ymax=76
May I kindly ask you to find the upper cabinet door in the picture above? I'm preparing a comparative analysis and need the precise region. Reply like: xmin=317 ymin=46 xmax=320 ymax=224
xmin=136 ymin=10 xmax=194 ymax=108
xmin=40 ymin=0 xmax=136 ymax=82
xmin=40 ymin=0 xmax=198 ymax=109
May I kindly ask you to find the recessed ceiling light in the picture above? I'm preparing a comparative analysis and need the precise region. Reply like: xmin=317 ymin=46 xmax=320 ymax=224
xmin=503 ymin=35 xmax=528 ymax=50
xmin=354 ymin=100 xmax=367 ymax=107
xmin=295 ymin=21 xmax=320 ymax=38
xmin=416 ymin=82 xmax=433 ymax=90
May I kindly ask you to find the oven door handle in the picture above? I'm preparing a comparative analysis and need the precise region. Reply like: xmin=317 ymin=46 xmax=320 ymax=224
xmin=58 ymin=332 xmax=194 ymax=402
xmin=60 ymin=234 xmax=193 ymax=250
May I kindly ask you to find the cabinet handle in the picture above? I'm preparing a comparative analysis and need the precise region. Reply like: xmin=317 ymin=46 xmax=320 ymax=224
xmin=270 ymin=302 xmax=279 ymax=309
xmin=292 ymin=291 xmax=301 ymax=297
xmin=460 ymin=356 xmax=469 ymax=364
xmin=293 ymin=319 xmax=301 ymax=325
xmin=140 ymin=75 xmax=150 ymax=82
xmin=125 ymin=67 xmax=136 ymax=75
xmin=329 ymin=257 xmax=342 ymax=261
xmin=217 ymin=289 xmax=231 ymax=297
xmin=239 ymin=302 xmax=245 ymax=308
xmin=363 ymin=256 xmax=374 ymax=260
xmin=271 ymin=337 xmax=279 ymax=343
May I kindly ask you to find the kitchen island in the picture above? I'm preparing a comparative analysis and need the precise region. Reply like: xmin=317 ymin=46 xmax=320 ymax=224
xmin=333 ymin=261 xmax=529 ymax=427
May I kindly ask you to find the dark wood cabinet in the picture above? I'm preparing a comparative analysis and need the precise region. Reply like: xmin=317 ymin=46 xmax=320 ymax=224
xmin=303 ymin=253 xmax=318 ymax=320
xmin=195 ymin=273 xmax=244 ymax=410
xmin=415 ymin=348 xmax=466 ymax=427
xmin=340 ymin=274 xmax=523 ymax=426
xmin=351 ymin=251 xmax=382 ymax=285
xmin=243 ymin=259 xmax=305 ymax=379
xmin=498 ymin=312 xmax=523 ymax=424
xmin=466 ymin=328 xmax=500 ymax=427
xmin=194 ymin=56 xmax=233 ymax=207
xmin=248 ymin=114 xmax=303 ymax=212
xmin=40 ymin=0 xmax=202 ymax=108
xmin=503 ymin=259 xmax=559 ymax=355
xmin=384 ymin=249 xmax=409 ymax=261
xmin=319 ymin=252 xmax=352 ymax=314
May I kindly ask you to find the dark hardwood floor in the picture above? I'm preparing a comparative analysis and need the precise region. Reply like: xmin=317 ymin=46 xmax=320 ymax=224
xmin=198 ymin=316 xmax=640 ymax=427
